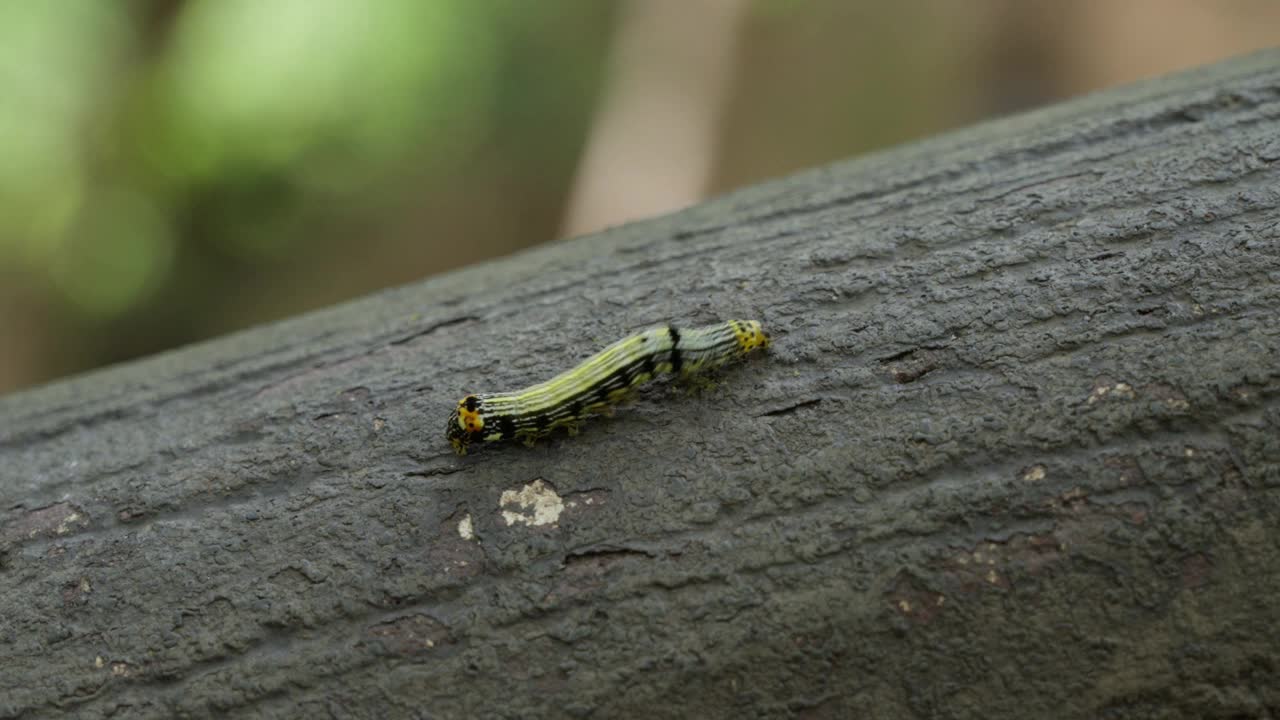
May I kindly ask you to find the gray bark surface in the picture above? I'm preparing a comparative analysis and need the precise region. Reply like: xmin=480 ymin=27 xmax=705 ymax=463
xmin=2 ymin=50 xmax=1279 ymax=720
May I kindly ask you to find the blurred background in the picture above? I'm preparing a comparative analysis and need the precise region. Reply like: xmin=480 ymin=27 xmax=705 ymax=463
xmin=2 ymin=0 xmax=1278 ymax=397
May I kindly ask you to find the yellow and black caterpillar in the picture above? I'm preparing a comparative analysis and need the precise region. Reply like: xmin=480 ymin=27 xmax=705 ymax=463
xmin=447 ymin=320 xmax=769 ymax=454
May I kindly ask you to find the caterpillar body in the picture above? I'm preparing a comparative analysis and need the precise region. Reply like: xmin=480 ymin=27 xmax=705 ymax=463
xmin=447 ymin=320 xmax=769 ymax=455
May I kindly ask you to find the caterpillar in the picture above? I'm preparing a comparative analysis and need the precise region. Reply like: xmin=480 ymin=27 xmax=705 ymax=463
xmin=447 ymin=320 xmax=770 ymax=455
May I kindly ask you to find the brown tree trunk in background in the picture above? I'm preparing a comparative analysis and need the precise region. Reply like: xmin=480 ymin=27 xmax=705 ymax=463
xmin=560 ymin=0 xmax=748 ymax=238
xmin=2 ymin=50 xmax=1278 ymax=720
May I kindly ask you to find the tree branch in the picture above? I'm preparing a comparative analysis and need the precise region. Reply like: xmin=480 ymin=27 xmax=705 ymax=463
xmin=3 ymin=50 xmax=1279 ymax=719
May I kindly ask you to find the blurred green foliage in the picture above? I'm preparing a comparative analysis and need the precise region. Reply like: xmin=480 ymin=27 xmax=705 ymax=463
xmin=0 ymin=0 xmax=613 ymax=390
xmin=2 ymin=0 xmax=1276 ymax=395
xmin=0 ymin=3 xmax=129 ymax=280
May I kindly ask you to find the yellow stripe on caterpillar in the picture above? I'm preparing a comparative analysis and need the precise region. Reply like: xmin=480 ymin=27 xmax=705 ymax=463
xmin=446 ymin=320 xmax=769 ymax=454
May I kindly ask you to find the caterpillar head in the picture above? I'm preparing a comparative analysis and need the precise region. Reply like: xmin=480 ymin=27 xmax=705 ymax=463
xmin=446 ymin=394 xmax=485 ymax=455
xmin=733 ymin=320 xmax=770 ymax=354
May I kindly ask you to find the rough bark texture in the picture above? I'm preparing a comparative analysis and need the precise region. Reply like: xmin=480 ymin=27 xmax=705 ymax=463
xmin=3 ymin=51 xmax=1280 ymax=720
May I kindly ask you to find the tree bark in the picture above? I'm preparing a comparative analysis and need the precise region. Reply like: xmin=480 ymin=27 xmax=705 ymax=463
xmin=2 ymin=50 xmax=1279 ymax=720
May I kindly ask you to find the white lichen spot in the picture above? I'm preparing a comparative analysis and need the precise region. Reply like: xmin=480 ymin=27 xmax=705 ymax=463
xmin=372 ymin=418 xmax=385 ymax=432
xmin=457 ymin=514 xmax=474 ymax=541
xmin=565 ymin=496 xmax=599 ymax=510
xmin=1022 ymin=465 xmax=1047 ymax=483
xmin=80 ymin=577 xmax=92 ymax=594
xmin=55 ymin=512 xmax=82 ymax=535
xmin=1088 ymin=381 xmax=1135 ymax=405
xmin=500 ymin=479 xmax=564 ymax=528
xmin=95 ymin=656 xmax=105 ymax=669
xmin=986 ymin=569 xmax=1000 ymax=585
xmin=897 ymin=599 xmax=912 ymax=613
xmin=111 ymin=662 xmax=132 ymax=677
xmin=1184 ymin=447 xmax=1196 ymax=458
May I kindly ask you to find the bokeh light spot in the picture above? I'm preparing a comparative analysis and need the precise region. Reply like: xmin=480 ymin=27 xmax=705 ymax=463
xmin=50 ymin=189 xmax=174 ymax=317
xmin=160 ymin=0 xmax=489 ymax=182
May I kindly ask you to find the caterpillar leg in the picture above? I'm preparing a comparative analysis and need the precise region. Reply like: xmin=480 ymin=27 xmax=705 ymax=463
xmin=549 ymin=417 xmax=583 ymax=437
xmin=512 ymin=429 xmax=540 ymax=448
xmin=605 ymin=387 xmax=635 ymax=407
xmin=585 ymin=402 xmax=616 ymax=418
